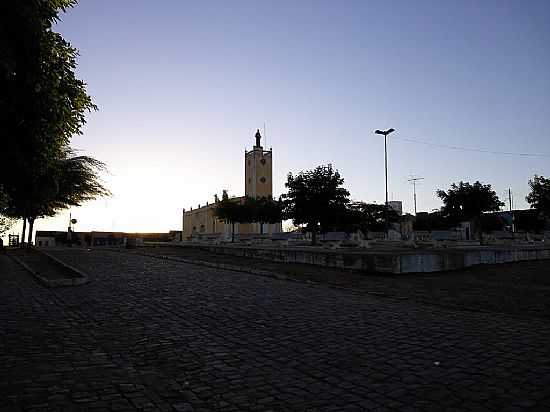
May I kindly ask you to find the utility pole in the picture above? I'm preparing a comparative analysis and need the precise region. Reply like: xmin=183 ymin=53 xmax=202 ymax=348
xmin=408 ymin=177 xmax=424 ymax=215
xmin=508 ymin=188 xmax=515 ymax=232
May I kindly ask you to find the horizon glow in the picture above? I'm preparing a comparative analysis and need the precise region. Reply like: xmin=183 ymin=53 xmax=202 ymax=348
xmin=5 ymin=0 xmax=550 ymax=239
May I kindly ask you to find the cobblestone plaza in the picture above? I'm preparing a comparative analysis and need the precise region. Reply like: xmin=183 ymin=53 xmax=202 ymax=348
xmin=1 ymin=249 xmax=549 ymax=411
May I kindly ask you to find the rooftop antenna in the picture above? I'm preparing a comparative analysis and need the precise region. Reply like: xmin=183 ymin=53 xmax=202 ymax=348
xmin=408 ymin=176 xmax=424 ymax=215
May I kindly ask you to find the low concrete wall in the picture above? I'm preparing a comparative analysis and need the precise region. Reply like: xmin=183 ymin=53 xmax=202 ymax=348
xmin=190 ymin=244 xmax=550 ymax=274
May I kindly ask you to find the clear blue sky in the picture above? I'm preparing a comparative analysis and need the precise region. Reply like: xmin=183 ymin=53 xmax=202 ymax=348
xmin=19 ymin=0 xmax=550 ymax=235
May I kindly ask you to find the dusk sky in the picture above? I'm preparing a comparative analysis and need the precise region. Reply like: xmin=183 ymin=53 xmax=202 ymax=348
xmin=22 ymin=0 xmax=550 ymax=235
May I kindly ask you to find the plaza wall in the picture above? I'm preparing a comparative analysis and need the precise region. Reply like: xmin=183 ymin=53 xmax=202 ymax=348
xmin=195 ymin=244 xmax=550 ymax=274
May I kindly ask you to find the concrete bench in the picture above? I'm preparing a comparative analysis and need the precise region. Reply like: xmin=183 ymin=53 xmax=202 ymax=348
xmin=319 ymin=232 xmax=348 ymax=249
xmin=272 ymin=232 xmax=302 ymax=241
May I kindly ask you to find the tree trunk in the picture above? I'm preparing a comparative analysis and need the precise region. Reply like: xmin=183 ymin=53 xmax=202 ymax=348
xmin=475 ymin=216 xmax=483 ymax=245
xmin=311 ymin=229 xmax=317 ymax=246
xmin=21 ymin=217 xmax=27 ymax=247
xmin=478 ymin=225 xmax=484 ymax=245
xmin=27 ymin=217 xmax=35 ymax=248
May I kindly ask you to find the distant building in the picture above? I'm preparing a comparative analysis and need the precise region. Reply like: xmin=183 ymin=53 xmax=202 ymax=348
xmin=35 ymin=230 xmax=182 ymax=247
xmin=35 ymin=231 xmax=62 ymax=247
xmin=388 ymin=200 xmax=403 ymax=216
xmin=182 ymin=130 xmax=282 ymax=240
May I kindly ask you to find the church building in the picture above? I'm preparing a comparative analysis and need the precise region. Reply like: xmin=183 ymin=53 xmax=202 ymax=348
xmin=182 ymin=130 xmax=282 ymax=240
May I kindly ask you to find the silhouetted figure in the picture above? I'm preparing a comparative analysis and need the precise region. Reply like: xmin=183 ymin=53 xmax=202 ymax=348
xmin=255 ymin=129 xmax=262 ymax=147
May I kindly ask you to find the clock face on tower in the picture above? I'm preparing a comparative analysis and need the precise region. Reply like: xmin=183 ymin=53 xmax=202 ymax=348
xmin=260 ymin=177 xmax=266 ymax=183
xmin=260 ymin=158 xmax=266 ymax=165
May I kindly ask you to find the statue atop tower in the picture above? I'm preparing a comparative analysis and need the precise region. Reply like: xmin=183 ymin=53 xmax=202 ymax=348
xmin=245 ymin=128 xmax=272 ymax=199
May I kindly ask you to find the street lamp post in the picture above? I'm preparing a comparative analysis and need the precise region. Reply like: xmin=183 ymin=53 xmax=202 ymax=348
xmin=374 ymin=128 xmax=395 ymax=237
xmin=68 ymin=213 xmax=77 ymax=247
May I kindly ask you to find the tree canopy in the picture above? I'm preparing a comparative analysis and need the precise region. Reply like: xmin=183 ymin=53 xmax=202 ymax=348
xmin=1 ymin=1 xmax=107 ymax=244
xmin=526 ymin=175 xmax=550 ymax=217
xmin=281 ymin=164 xmax=350 ymax=244
xmin=437 ymin=181 xmax=503 ymax=220
xmin=413 ymin=211 xmax=452 ymax=231
xmin=513 ymin=208 xmax=546 ymax=233
xmin=0 ymin=187 xmax=15 ymax=236
xmin=436 ymin=181 xmax=503 ymax=240
xmin=214 ymin=193 xmax=282 ymax=240
xmin=1 ymin=0 xmax=96 ymax=173
xmin=345 ymin=202 xmax=400 ymax=233
xmin=242 ymin=196 xmax=282 ymax=230
xmin=214 ymin=191 xmax=243 ymax=242
xmin=3 ymin=147 xmax=110 ymax=243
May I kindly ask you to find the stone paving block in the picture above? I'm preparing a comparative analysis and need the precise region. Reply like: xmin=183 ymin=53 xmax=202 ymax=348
xmin=1 ymin=251 xmax=549 ymax=411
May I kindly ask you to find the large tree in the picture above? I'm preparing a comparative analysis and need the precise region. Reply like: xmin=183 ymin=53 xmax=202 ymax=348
xmin=241 ymin=196 xmax=282 ymax=234
xmin=1 ymin=1 xmax=100 ymax=243
xmin=281 ymin=164 xmax=350 ymax=245
xmin=514 ymin=209 xmax=546 ymax=233
xmin=1 ymin=1 xmax=95 ymax=165
xmin=413 ymin=211 xmax=454 ymax=231
xmin=214 ymin=191 xmax=243 ymax=243
xmin=215 ymin=195 xmax=282 ymax=241
xmin=27 ymin=148 xmax=110 ymax=244
xmin=0 ymin=187 xmax=16 ymax=237
xmin=345 ymin=202 xmax=400 ymax=234
xmin=437 ymin=181 xmax=504 ymax=240
xmin=526 ymin=175 xmax=550 ymax=217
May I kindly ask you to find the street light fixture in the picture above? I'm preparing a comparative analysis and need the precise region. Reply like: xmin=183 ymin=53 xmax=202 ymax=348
xmin=374 ymin=128 xmax=395 ymax=237
xmin=68 ymin=213 xmax=77 ymax=247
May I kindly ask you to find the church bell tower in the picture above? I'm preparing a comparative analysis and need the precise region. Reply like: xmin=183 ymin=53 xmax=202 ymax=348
xmin=245 ymin=129 xmax=273 ymax=199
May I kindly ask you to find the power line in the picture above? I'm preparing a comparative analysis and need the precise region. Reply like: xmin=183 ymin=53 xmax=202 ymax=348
xmin=392 ymin=136 xmax=550 ymax=158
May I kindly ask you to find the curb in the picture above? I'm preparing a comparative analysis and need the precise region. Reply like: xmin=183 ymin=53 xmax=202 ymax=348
xmin=37 ymin=248 xmax=89 ymax=286
xmin=122 ymin=249 xmax=292 ymax=282
xmin=8 ymin=253 xmax=52 ymax=288
xmin=9 ymin=249 xmax=89 ymax=287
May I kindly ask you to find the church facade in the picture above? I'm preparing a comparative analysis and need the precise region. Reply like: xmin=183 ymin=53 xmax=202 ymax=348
xmin=182 ymin=130 xmax=282 ymax=240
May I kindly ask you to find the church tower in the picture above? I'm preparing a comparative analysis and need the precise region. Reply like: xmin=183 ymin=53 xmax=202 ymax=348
xmin=245 ymin=129 xmax=272 ymax=199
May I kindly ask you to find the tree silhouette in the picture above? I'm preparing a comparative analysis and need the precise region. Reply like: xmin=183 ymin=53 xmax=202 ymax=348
xmin=241 ymin=196 xmax=282 ymax=234
xmin=1 ymin=1 xmax=98 ymax=243
xmin=413 ymin=211 xmax=453 ymax=231
xmin=345 ymin=202 xmax=400 ymax=233
xmin=3 ymin=147 xmax=110 ymax=245
xmin=0 ymin=187 xmax=15 ymax=237
xmin=214 ymin=191 xmax=242 ymax=242
xmin=214 ymin=194 xmax=282 ymax=241
xmin=281 ymin=164 xmax=350 ymax=245
xmin=437 ymin=181 xmax=504 ymax=241
xmin=526 ymin=175 xmax=550 ymax=218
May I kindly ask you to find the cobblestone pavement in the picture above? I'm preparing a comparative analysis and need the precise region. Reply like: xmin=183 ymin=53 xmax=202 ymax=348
xmin=1 ymin=249 xmax=549 ymax=411
xmin=133 ymin=247 xmax=550 ymax=319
